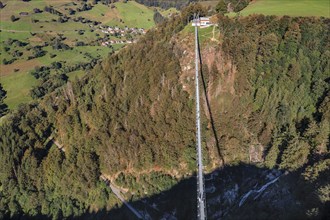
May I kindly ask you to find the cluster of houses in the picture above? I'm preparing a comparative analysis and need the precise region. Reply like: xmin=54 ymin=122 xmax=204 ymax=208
xmin=101 ymin=39 xmax=137 ymax=46
xmin=99 ymin=25 xmax=147 ymax=46
xmin=100 ymin=26 xmax=146 ymax=36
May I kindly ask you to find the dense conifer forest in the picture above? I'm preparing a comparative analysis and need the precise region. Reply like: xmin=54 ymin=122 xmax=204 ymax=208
xmin=0 ymin=3 xmax=329 ymax=219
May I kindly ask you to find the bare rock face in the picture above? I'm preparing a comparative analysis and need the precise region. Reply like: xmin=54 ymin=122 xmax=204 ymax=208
xmin=249 ymin=144 xmax=264 ymax=163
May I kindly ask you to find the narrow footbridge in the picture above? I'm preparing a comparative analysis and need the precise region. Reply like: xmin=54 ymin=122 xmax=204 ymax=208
xmin=100 ymin=175 xmax=144 ymax=219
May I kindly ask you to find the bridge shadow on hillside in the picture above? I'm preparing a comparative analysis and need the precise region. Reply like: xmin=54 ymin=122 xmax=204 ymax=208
xmin=76 ymin=164 xmax=329 ymax=220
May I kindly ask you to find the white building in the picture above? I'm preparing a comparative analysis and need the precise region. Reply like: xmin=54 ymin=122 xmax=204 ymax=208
xmin=192 ymin=17 xmax=212 ymax=27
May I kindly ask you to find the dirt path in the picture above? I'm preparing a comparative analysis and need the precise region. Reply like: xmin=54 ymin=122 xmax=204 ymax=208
xmin=211 ymin=25 xmax=220 ymax=42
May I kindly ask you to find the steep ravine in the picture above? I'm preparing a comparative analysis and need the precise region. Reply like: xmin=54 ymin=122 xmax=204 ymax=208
xmin=173 ymin=30 xmax=265 ymax=170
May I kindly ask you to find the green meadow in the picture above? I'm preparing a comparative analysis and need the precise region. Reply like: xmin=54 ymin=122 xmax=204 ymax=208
xmin=230 ymin=0 xmax=330 ymax=17
xmin=181 ymin=24 xmax=220 ymax=44
xmin=73 ymin=1 xmax=155 ymax=28
xmin=114 ymin=1 xmax=155 ymax=28
xmin=0 ymin=71 xmax=38 ymax=110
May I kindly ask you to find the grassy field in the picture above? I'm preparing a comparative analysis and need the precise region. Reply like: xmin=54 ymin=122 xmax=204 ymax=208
xmin=181 ymin=24 xmax=220 ymax=44
xmin=73 ymin=1 xmax=155 ymax=28
xmin=114 ymin=1 xmax=154 ymax=28
xmin=38 ymin=46 xmax=110 ymax=65
xmin=0 ymin=71 xmax=38 ymax=109
xmin=229 ymin=0 xmax=330 ymax=17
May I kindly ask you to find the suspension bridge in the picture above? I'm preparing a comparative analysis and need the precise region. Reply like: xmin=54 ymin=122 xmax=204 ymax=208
xmin=194 ymin=13 xmax=207 ymax=220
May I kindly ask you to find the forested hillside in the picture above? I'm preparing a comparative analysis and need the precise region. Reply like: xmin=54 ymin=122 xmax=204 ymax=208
xmin=0 ymin=3 xmax=329 ymax=219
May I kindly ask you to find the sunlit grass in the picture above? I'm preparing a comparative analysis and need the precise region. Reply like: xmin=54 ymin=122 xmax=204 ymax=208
xmin=228 ymin=0 xmax=330 ymax=17
xmin=0 ymin=71 xmax=38 ymax=110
